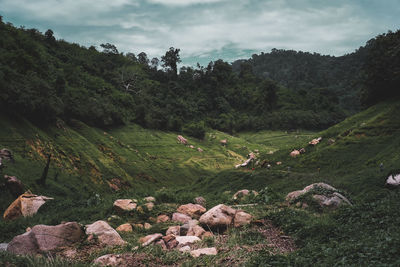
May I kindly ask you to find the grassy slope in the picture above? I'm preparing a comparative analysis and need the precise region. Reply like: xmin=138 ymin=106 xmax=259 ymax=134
xmin=1 ymin=100 xmax=400 ymax=266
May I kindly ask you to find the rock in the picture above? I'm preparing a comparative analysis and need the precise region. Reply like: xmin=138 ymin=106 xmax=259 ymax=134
xmin=0 ymin=148 xmax=14 ymax=162
xmin=194 ymin=196 xmax=206 ymax=207
xmin=286 ymin=183 xmax=337 ymax=202
xmin=199 ymin=204 xmax=236 ymax=229
xmin=202 ymin=232 xmax=214 ymax=239
xmin=4 ymin=175 xmax=25 ymax=197
xmin=220 ymin=139 xmax=228 ymax=146
xmin=86 ymin=221 xmax=126 ymax=246
xmin=134 ymin=223 xmax=144 ymax=229
xmin=386 ymin=174 xmax=400 ymax=187
xmin=177 ymin=203 xmax=206 ymax=218
xmin=155 ymin=239 xmax=167 ymax=250
xmin=189 ymin=145 xmax=195 ymax=149
xmin=232 ymin=189 xmax=258 ymax=200
xmin=163 ymin=235 xmax=179 ymax=249
xmin=7 ymin=222 xmax=83 ymax=255
xmin=144 ymin=196 xmax=156 ymax=203
xmin=139 ymin=233 xmax=162 ymax=246
xmin=145 ymin=202 xmax=154 ymax=211
xmin=234 ymin=210 xmax=252 ymax=227
xmin=180 ymin=220 xmax=199 ymax=235
xmin=93 ymin=254 xmax=134 ymax=267
xmin=0 ymin=243 xmax=8 ymax=251
xmin=116 ymin=223 xmax=132 ymax=232
xmin=107 ymin=178 xmax=131 ymax=192
xmin=179 ymin=245 xmax=191 ymax=253
xmin=187 ymin=225 xmax=206 ymax=238
xmin=190 ymin=247 xmax=218 ymax=257
xmin=276 ymin=161 xmax=282 ymax=165
xmin=309 ymin=137 xmax=322 ymax=146
xmin=290 ymin=150 xmax=300 ymax=157
xmin=113 ymin=199 xmax=137 ymax=213
xmin=3 ymin=192 xmax=53 ymax=220
xmin=197 ymin=148 xmax=203 ymax=152
xmin=156 ymin=214 xmax=170 ymax=223
xmin=299 ymin=148 xmax=306 ymax=154
xmin=144 ymin=223 xmax=152 ymax=229
xmin=176 ymin=236 xmax=201 ymax=247
xmin=172 ymin=212 xmax=192 ymax=223
xmin=166 ymin=225 xmax=180 ymax=236
xmin=177 ymin=135 xmax=188 ymax=144
xmin=328 ymin=138 xmax=335 ymax=145
xmin=313 ymin=192 xmax=351 ymax=208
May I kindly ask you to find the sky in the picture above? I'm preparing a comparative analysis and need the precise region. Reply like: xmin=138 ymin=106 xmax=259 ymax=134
xmin=1 ymin=0 xmax=399 ymax=66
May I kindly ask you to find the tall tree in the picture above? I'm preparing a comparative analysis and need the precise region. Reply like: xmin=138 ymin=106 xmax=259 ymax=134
xmin=161 ymin=47 xmax=181 ymax=75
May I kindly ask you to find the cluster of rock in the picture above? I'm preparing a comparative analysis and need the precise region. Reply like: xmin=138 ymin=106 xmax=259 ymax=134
xmin=6 ymin=220 xmax=126 ymax=256
xmin=286 ymin=183 xmax=352 ymax=209
xmin=176 ymin=135 xmax=204 ymax=152
xmin=136 ymin=202 xmax=252 ymax=257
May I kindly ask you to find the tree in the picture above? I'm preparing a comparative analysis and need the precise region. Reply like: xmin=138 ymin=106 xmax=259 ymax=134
xmin=119 ymin=66 xmax=140 ymax=94
xmin=138 ymin=52 xmax=149 ymax=66
xmin=151 ymin=57 xmax=159 ymax=70
xmin=161 ymin=47 xmax=181 ymax=75
xmin=100 ymin=43 xmax=119 ymax=54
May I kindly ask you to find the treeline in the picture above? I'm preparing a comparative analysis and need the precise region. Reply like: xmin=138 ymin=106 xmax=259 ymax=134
xmin=0 ymin=17 xmax=396 ymax=136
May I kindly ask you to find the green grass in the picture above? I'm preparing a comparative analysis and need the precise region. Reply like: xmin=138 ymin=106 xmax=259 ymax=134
xmin=2 ymin=100 xmax=400 ymax=266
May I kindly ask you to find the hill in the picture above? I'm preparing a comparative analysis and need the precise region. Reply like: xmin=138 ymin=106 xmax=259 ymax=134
xmin=1 ymin=100 xmax=400 ymax=266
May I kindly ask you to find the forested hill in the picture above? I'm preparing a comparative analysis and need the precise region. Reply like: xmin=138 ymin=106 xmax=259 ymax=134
xmin=232 ymin=48 xmax=367 ymax=113
xmin=0 ymin=16 xmax=398 ymax=134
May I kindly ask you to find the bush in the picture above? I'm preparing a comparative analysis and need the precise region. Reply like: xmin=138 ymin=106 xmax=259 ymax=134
xmin=182 ymin=121 xmax=206 ymax=139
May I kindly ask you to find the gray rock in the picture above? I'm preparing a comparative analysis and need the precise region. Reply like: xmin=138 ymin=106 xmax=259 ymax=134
xmin=0 ymin=243 xmax=8 ymax=251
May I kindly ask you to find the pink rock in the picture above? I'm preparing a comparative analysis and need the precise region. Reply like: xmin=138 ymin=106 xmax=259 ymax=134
xmin=177 ymin=203 xmax=206 ymax=218
xmin=172 ymin=212 xmax=192 ymax=223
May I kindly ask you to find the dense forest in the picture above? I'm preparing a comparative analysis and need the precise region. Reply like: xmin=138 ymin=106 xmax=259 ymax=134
xmin=1 ymin=16 xmax=399 ymax=135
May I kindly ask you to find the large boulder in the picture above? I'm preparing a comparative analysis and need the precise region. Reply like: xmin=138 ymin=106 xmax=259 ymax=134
xmin=86 ymin=221 xmax=126 ymax=246
xmin=313 ymin=192 xmax=352 ymax=208
xmin=3 ymin=192 xmax=53 ymax=220
xmin=190 ymin=247 xmax=218 ymax=257
xmin=286 ymin=183 xmax=336 ymax=202
xmin=286 ymin=183 xmax=351 ymax=209
xmin=172 ymin=212 xmax=192 ymax=223
xmin=113 ymin=199 xmax=137 ymax=213
xmin=7 ymin=222 xmax=83 ymax=255
xmin=177 ymin=203 xmax=206 ymax=218
xmin=199 ymin=204 xmax=236 ymax=229
xmin=4 ymin=175 xmax=25 ymax=197
xmin=199 ymin=204 xmax=252 ymax=229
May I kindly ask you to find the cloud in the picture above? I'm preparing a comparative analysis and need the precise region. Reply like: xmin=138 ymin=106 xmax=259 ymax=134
xmin=146 ymin=0 xmax=226 ymax=6
xmin=1 ymin=0 xmax=398 ymax=65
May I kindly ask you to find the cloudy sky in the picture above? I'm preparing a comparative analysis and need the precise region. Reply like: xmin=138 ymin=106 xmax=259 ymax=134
xmin=1 ymin=0 xmax=399 ymax=66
